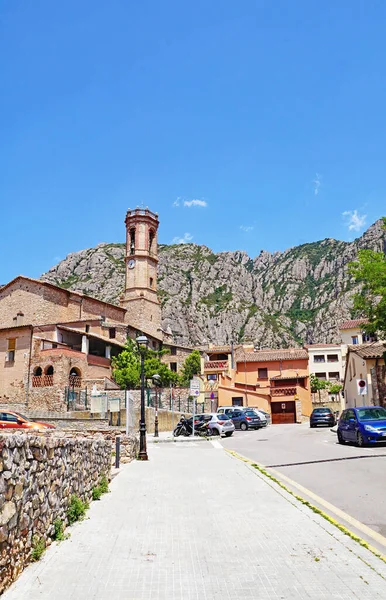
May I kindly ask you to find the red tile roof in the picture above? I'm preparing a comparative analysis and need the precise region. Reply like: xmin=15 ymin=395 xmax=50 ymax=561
xmin=235 ymin=348 xmax=308 ymax=363
xmin=347 ymin=342 xmax=386 ymax=359
xmin=340 ymin=318 xmax=368 ymax=330
xmin=304 ymin=344 xmax=340 ymax=348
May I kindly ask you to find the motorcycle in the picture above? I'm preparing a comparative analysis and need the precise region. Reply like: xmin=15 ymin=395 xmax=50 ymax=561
xmin=173 ymin=416 xmax=212 ymax=437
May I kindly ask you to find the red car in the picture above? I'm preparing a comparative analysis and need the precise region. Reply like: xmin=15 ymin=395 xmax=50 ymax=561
xmin=0 ymin=410 xmax=55 ymax=430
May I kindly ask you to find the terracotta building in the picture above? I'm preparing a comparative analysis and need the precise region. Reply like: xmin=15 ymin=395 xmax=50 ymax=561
xmin=203 ymin=344 xmax=312 ymax=424
xmin=0 ymin=208 xmax=186 ymax=411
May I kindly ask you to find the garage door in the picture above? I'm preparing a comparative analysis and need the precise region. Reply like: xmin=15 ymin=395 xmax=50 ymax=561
xmin=271 ymin=401 xmax=296 ymax=424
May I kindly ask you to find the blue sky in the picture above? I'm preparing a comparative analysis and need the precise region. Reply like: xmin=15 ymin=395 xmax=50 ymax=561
xmin=1 ymin=0 xmax=386 ymax=282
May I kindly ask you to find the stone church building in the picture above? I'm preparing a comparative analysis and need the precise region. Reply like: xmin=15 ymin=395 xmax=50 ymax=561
xmin=0 ymin=208 xmax=188 ymax=411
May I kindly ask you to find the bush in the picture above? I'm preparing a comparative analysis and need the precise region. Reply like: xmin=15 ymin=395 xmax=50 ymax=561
xmin=67 ymin=495 xmax=88 ymax=525
xmin=99 ymin=475 xmax=109 ymax=494
xmin=52 ymin=518 xmax=65 ymax=541
xmin=31 ymin=536 xmax=46 ymax=561
xmin=92 ymin=486 xmax=102 ymax=501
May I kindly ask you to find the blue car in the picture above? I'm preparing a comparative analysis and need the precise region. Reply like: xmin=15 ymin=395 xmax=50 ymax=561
xmin=337 ymin=406 xmax=386 ymax=447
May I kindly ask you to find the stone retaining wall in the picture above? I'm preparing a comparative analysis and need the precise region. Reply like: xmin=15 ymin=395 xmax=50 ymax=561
xmin=0 ymin=432 xmax=112 ymax=594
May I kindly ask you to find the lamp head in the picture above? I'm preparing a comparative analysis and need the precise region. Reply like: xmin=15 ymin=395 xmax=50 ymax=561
xmin=136 ymin=335 xmax=149 ymax=352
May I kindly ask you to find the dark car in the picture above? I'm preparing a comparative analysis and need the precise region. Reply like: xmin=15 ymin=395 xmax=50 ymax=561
xmin=337 ymin=406 xmax=386 ymax=447
xmin=229 ymin=409 xmax=262 ymax=431
xmin=310 ymin=407 xmax=335 ymax=428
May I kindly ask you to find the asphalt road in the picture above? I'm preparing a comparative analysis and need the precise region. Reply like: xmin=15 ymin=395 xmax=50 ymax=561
xmin=221 ymin=423 xmax=386 ymax=548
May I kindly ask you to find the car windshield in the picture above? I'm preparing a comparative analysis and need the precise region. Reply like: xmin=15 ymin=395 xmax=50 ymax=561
xmin=357 ymin=408 xmax=386 ymax=421
xmin=313 ymin=408 xmax=331 ymax=414
xmin=216 ymin=414 xmax=230 ymax=419
xmin=245 ymin=411 xmax=258 ymax=417
xmin=14 ymin=412 xmax=29 ymax=421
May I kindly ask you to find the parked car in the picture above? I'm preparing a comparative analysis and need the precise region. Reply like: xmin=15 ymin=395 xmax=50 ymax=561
xmin=337 ymin=406 xmax=386 ymax=447
xmin=310 ymin=407 xmax=336 ymax=428
xmin=242 ymin=408 xmax=268 ymax=427
xmin=228 ymin=409 xmax=262 ymax=431
xmin=0 ymin=411 xmax=55 ymax=430
xmin=218 ymin=406 xmax=269 ymax=427
xmin=194 ymin=413 xmax=235 ymax=437
xmin=245 ymin=407 xmax=271 ymax=425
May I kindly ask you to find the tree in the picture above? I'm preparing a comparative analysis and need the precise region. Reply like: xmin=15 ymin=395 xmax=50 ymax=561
xmin=349 ymin=217 xmax=386 ymax=338
xmin=111 ymin=339 xmax=179 ymax=389
xmin=310 ymin=374 xmax=329 ymax=402
xmin=179 ymin=350 xmax=202 ymax=386
xmin=111 ymin=339 xmax=140 ymax=389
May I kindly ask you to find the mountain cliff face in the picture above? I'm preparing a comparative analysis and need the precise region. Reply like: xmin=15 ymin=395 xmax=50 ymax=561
xmin=41 ymin=220 xmax=385 ymax=347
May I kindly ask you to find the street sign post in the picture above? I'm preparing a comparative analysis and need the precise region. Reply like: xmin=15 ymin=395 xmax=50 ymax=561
xmin=190 ymin=378 xmax=201 ymax=437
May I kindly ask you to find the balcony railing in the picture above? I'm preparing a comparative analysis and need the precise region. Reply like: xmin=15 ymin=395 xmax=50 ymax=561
xmin=204 ymin=360 xmax=228 ymax=372
xmin=32 ymin=375 xmax=54 ymax=388
xmin=271 ymin=387 xmax=297 ymax=397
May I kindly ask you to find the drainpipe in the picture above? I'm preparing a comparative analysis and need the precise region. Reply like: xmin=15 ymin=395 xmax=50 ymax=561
xmin=26 ymin=326 xmax=33 ymax=407
xmin=230 ymin=339 xmax=235 ymax=370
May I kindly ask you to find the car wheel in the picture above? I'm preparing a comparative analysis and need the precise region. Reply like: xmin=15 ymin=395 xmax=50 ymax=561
xmin=240 ymin=422 xmax=248 ymax=431
xmin=211 ymin=428 xmax=219 ymax=436
xmin=310 ymin=424 xmax=315 ymax=428
xmin=337 ymin=430 xmax=344 ymax=445
xmin=357 ymin=431 xmax=366 ymax=447
xmin=225 ymin=432 xmax=233 ymax=437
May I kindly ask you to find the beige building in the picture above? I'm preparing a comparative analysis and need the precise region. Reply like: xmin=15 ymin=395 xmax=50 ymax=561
xmin=343 ymin=342 xmax=385 ymax=408
xmin=0 ymin=207 xmax=185 ymax=412
xmin=305 ymin=344 xmax=343 ymax=382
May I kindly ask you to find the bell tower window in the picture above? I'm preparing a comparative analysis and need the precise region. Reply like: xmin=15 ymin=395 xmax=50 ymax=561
xmin=149 ymin=229 xmax=155 ymax=254
xmin=129 ymin=228 xmax=136 ymax=255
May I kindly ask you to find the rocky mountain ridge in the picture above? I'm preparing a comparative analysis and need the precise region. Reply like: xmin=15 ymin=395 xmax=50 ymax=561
xmin=41 ymin=220 xmax=386 ymax=347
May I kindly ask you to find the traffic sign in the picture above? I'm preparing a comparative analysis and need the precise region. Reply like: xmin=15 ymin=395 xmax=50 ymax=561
xmin=189 ymin=378 xmax=201 ymax=397
xmin=357 ymin=378 xmax=367 ymax=396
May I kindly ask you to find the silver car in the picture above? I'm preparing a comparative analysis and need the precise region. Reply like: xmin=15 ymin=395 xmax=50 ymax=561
xmin=195 ymin=413 xmax=235 ymax=437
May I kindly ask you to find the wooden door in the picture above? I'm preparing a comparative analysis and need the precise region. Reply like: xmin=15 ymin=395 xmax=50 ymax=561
xmin=271 ymin=401 xmax=296 ymax=424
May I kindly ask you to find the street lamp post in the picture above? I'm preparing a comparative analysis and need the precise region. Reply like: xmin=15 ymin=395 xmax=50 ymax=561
xmin=136 ymin=335 xmax=149 ymax=461
xmin=152 ymin=373 xmax=161 ymax=438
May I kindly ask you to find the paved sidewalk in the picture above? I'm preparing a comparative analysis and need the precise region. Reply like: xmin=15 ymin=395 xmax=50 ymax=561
xmin=4 ymin=442 xmax=386 ymax=599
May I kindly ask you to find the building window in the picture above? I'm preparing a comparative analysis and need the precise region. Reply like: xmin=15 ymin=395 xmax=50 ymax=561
xmin=207 ymin=374 xmax=217 ymax=381
xmin=327 ymin=354 xmax=338 ymax=362
xmin=33 ymin=366 xmax=42 ymax=377
xmin=170 ymin=346 xmax=177 ymax=356
xmin=85 ymin=324 xmax=90 ymax=333
xmin=258 ymin=368 xmax=268 ymax=379
xmin=109 ymin=328 xmax=116 ymax=339
xmin=44 ymin=365 xmax=54 ymax=386
xmin=150 ymin=277 xmax=154 ymax=288
xmin=149 ymin=229 xmax=155 ymax=253
xmin=232 ymin=397 xmax=243 ymax=406
xmin=69 ymin=368 xmax=82 ymax=388
xmin=313 ymin=355 xmax=325 ymax=363
xmin=129 ymin=228 xmax=136 ymax=254
xmin=315 ymin=372 xmax=327 ymax=380
xmin=170 ymin=362 xmax=177 ymax=372
xmin=352 ymin=336 xmax=358 ymax=345
xmin=328 ymin=372 xmax=340 ymax=380
xmin=6 ymin=339 xmax=16 ymax=362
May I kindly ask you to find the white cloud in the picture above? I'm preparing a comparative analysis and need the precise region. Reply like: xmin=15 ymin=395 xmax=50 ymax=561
xmin=172 ymin=232 xmax=193 ymax=244
xmin=173 ymin=197 xmax=182 ymax=207
xmin=240 ymin=225 xmax=254 ymax=232
xmin=183 ymin=199 xmax=207 ymax=208
xmin=313 ymin=173 xmax=322 ymax=196
xmin=342 ymin=210 xmax=367 ymax=232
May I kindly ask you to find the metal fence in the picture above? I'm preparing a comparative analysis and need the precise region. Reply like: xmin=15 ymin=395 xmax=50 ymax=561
xmin=65 ymin=387 xmax=89 ymax=411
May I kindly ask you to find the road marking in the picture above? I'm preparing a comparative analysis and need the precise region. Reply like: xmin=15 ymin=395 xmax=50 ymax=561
xmin=211 ymin=440 xmax=223 ymax=449
xmin=227 ymin=449 xmax=386 ymax=556
xmin=268 ymin=465 xmax=386 ymax=550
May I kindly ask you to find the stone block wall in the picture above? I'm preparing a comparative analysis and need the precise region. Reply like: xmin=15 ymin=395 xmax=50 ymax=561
xmin=0 ymin=432 xmax=112 ymax=594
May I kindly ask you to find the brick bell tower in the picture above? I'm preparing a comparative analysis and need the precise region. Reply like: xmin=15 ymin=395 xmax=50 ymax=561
xmin=120 ymin=207 xmax=162 ymax=339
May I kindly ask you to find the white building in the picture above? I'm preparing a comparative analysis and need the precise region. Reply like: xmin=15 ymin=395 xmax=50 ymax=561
xmin=305 ymin=344 xmax=343 ymax=382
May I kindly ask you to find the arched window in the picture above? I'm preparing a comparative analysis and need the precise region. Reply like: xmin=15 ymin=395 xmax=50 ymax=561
xmin=149 ymin=229 xmax=155 ymax=253
xmin=32 ymin=366 xmax=42 ymax=387
xmin=129 ymin=228 xmax=136 ymax=255
xmin=44 ymin=365 xmax=54 ymax=387
xmin=69 ymin=368 xmax=82 ymax=388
